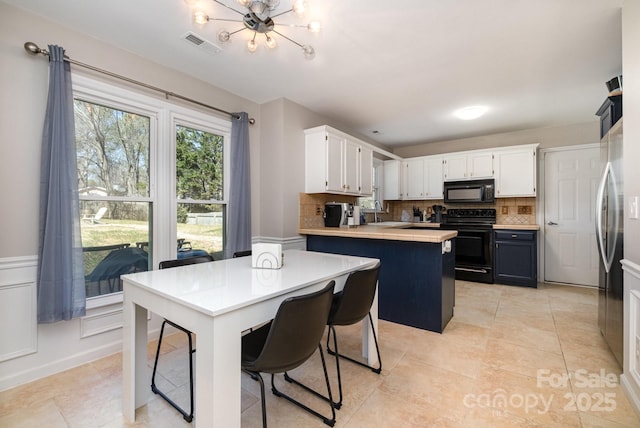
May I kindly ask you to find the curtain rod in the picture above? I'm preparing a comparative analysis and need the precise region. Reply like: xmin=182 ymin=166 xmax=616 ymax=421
xmin=23 ymin=42 xmax=255 ymax=125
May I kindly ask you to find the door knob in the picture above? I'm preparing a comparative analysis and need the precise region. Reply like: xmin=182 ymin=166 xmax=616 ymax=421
xmin=547 ymin=221 xmax=558 ymax=226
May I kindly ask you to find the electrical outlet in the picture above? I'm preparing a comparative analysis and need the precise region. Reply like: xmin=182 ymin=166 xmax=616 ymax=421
xmin=316 ymin=206 xmax=322 ymax=216
xmin=501 ymin=206 xmax=509 ymax=215
xmin=517 ymin=206 xmax=532 ymax=215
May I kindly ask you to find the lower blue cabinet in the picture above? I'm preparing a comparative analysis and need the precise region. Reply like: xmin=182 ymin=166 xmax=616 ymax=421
xmin=494 ymin=230 xmax=537 ymax=287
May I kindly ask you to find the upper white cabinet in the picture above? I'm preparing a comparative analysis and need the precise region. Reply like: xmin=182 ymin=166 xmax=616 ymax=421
xmin=404 ymin=156 xmax=443 ymax=199
xmin=360 ymin=145 xmax=374 ymax=196
xmin=305 ymin=126 xmax=374 ymax=196
xmin=494 ymin=144 xmax=538 ymax=197
xmin=383 ymin=159 xmax=405 ymax=200
xmin=443 ymin=150 xmax=493 ymax=181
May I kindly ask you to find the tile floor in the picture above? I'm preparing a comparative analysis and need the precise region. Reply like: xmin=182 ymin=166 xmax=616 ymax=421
xmin=1 ymin=281 xmax=639 ymax=427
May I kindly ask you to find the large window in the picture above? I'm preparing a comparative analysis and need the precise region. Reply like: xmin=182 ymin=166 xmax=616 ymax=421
xmin=73 ymin=76 xmax=230 ymax=303
xmin=175 ymin=124 xmax=226 ymax=260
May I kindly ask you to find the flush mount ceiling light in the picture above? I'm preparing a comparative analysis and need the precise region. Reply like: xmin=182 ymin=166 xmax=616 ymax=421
xmin=454 ymin=105 xmax=488 ymax=120
xmin=191 ymin=0 xmax=320 ymax=60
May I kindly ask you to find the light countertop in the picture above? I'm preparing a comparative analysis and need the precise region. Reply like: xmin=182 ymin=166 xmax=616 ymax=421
xmin=298 ymin=224 xmax=457 ymax=243
xmin=493 ymin=224 xmax=540 ymax=230
xmin=299 ymin=222 xmax=539 ymax=242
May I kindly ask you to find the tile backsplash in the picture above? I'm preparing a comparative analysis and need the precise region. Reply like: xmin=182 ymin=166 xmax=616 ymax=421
xmin=298 ymin=194 xmax=537 ymax=227
xmin=387 ymin=197 xmax=537 ymax=225
xmin=299 ymin=193 xmax=357 ymax=228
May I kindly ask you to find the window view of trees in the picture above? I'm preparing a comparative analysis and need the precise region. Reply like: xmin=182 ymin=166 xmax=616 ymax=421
xmin=75 ymin=100 xmax=150 ymax=198
xmin=74 ymin=99 xmax=152 ymax=298
xmin=176 ymin=125 xmax=225 ymax=260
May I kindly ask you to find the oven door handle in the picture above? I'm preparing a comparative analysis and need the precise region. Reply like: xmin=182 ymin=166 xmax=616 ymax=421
xmin=455 ymin=267 xmax=489 ymax=274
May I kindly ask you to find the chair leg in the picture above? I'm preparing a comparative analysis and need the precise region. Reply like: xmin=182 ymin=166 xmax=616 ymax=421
xmin=327 ymin=312 xmax=382 ymax=374
xmin=150 ymin=319 xmax=195 ymax=422
xmin=328 ymin=325 xmax=344 ymax=408
xmin=243 ymin=369 xmax=267 ymax=428
xmin=273 ymin=345 xmax=336 ymax=427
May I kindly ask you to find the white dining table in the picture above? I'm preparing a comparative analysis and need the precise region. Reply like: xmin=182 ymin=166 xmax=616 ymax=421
xmin=121 ymin=249 xmax=380 ymax=427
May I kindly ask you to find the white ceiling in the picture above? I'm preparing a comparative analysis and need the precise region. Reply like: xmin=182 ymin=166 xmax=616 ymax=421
xmin=5 ymin=0 xmax=623 ymax=147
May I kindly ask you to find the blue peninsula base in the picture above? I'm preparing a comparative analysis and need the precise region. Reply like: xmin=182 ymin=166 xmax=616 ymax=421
xmin=306 ymin=235 xmax=455 ymax=333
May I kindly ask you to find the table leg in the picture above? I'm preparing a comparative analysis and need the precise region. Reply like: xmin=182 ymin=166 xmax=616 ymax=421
xmin=122 ymin=299 xmax=148 ymax=422
xmin=194 ymin=313 xmax=242 ymax=427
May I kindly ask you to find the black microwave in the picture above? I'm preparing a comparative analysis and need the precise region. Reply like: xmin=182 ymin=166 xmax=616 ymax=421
xmin=443 ymin=179 xmax=495 ymax=204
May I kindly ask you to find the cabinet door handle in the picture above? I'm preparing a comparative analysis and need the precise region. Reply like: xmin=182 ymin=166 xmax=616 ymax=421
xmin=547 ymin=221 xmax=558 ymax=226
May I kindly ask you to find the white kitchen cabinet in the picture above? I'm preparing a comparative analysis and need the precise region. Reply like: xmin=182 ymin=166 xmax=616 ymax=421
xmin=424 ymin=156 xmax=444 ymax=199
xmin=405 ymin=158 xmax=424 ymax=199
xmin=383 ymin=159 xmax=405 ymax=200
xmin=443 ymin=150 xmax=493 ymax=181
xmin=359 ymin=145 xmax=374 ymax=196
xmin=494 ymin=145 xmax=538 ymax=197
xmin=404 ymin=156 xmax=443 ymax=199
xmin=304 ymin=126 xmax=373 ymax=196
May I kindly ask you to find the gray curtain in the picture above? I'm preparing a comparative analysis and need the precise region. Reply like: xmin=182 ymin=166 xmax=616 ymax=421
xmin=225 ymin=112 xmax=251 ymax=258
xmin=37 ymin=45 xmax=86 ymax=323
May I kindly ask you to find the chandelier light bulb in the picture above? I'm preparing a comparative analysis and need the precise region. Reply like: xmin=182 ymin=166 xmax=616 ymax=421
xmin=247 ymin=38 xmax=258 ymax=53
xmin=218 ymin=30 xmax=231 ymax=43
xmin=250 ymin=2 xmax=267 ymax=16
xmin=236 ymin=0 xmax=251 ymax=7
xmin=265 ymin=35 xmax=277 ymax=49
xmin=293 ymin=0 xmax=306 ymax=16
xmin=307 ymin=20 xmax=321 ymax=33
xmin=193 ymin=10 xmax=209 ymax=25
xmin=302 ymin=44 xmax=315 ymax=60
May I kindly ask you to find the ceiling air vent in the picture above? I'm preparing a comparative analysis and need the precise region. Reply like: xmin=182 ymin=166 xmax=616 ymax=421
xmin=182 ymin=31 xmax=222 ymax=55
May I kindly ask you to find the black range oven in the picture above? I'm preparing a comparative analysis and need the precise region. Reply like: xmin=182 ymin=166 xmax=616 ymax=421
xmin=441 ymin=208 xmax=496 ymax=284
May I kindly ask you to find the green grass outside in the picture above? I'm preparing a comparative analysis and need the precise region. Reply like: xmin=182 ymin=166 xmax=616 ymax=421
xmin=81 ymin=219 xmax=223 ymax=275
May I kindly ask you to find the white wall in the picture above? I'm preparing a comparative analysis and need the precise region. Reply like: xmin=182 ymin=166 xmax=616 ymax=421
xmin=393 ymin=121 xmax=599 ymax=158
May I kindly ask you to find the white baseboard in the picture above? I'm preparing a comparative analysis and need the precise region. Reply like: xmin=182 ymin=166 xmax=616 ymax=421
xmin=622 ymin=374 xmax=640 ymax=417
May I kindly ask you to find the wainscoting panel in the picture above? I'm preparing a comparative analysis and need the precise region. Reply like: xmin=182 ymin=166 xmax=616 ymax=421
xmin=622 ymin=258 xmax=640 ymax=416
xmin=0 ymin=257 xmax=38 ymax=362
xmin=80 ymin=304 xmax=123 ymax=339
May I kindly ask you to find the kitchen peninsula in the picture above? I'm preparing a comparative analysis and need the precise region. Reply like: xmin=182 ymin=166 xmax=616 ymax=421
xmin=298 ymin=224 xmax=457 ymax=333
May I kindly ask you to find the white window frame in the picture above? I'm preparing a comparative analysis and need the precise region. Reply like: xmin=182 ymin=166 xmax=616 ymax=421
xmin=73 ymin=74 xmax=231 ymax=309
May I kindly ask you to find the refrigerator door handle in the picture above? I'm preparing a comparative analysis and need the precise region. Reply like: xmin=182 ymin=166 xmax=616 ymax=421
xmin=607 ymin=166 xmax=620 ymax=271
xmin=595 ymin=162 xmax=610 ymax=273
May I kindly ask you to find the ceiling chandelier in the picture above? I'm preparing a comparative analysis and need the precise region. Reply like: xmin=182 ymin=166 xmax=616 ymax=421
xmin=191 ymin=0 xmax=321 ymax=60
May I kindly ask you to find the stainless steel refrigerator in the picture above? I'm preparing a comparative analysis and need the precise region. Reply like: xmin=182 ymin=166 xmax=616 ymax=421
xmin=596 ymin=118 xmax=624 ymax=367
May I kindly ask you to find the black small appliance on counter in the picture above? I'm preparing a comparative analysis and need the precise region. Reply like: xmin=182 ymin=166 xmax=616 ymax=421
xmin=324 ymin=202 xmax=350 ymax=227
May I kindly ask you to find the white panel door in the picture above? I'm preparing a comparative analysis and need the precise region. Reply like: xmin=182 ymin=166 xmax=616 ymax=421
xmin=544 ymin=147 xmax=600 ymax=286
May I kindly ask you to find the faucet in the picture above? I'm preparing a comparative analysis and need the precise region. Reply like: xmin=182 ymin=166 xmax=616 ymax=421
xmin=374 ymin=200 xmax=382 ymax=223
